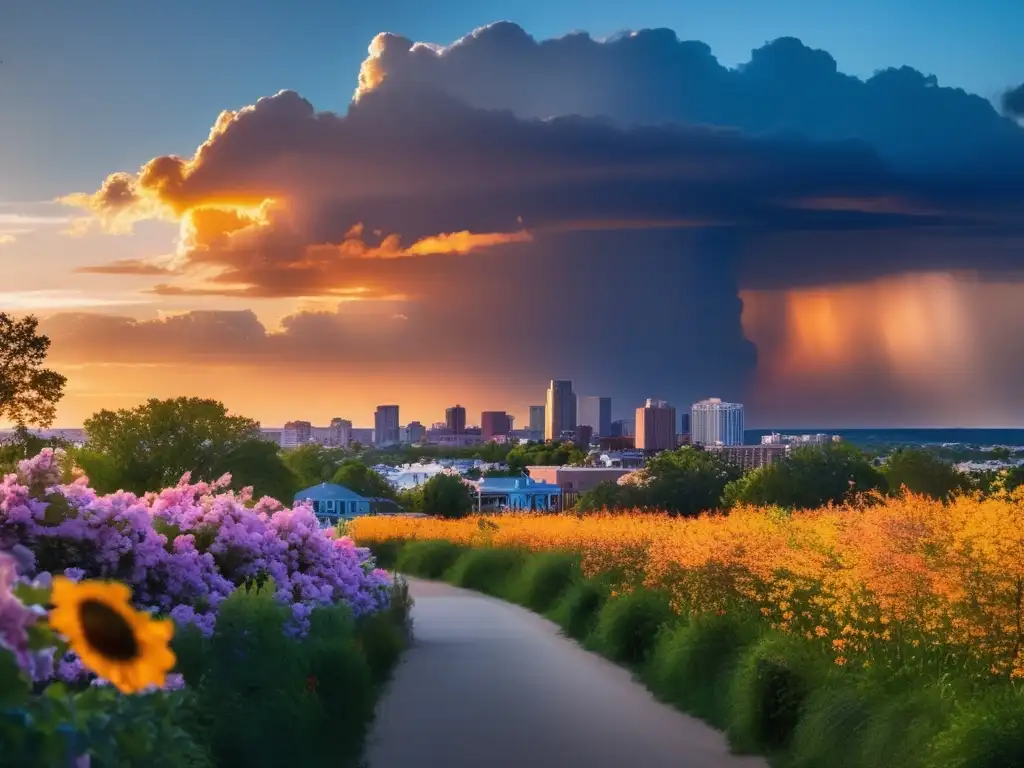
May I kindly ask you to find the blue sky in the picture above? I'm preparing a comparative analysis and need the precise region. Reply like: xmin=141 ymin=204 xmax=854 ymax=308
xmin=2 ymin=0 xmax=1021 ymax=201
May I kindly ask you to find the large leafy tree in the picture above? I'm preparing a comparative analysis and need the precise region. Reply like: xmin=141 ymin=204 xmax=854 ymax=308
xmin=724 ymin=443 xmax=885 ymax=510
xmin=420 ymin=473 xmax=475 ymax=519
xmin=883 ymin=447 xmax=970 ymax=501
xmin=0 ymin=314 xmax=67 ymax=428
xmin=81 ymin=397 xmax=271 ymax=494
xmin=575 ymin=480 xmax=648 ymax=514
xmin=330 ymin=460 xmax=395 ymax=499
xmin=283 ymin=444 xmax=348 ymax=489
xmin=641 ymin=447 xmax=743 ymax=517
xmin=506 ymin=441 xmax=586 ymax=475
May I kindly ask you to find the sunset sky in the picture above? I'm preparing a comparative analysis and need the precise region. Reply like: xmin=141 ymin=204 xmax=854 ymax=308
xmin=3 ymin=0 xmax=1023 ymax=429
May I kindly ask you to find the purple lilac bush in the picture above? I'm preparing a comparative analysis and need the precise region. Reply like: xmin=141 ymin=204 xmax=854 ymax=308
xmin=0 ymin=448 xmax=390 ymax=679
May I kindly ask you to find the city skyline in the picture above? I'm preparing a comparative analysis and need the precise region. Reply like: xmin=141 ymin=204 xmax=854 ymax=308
xmin=4 ymin=6 xmax=1024 ymax=430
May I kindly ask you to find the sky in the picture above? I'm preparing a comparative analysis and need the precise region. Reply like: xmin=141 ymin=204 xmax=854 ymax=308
xmin=2 ymin=0 xmax=1023 ymax=429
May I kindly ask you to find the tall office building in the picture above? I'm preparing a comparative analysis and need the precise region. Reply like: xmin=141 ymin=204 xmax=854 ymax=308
xmin=635 ymin=399 xmax=677 ymax=452
xmin=328 ymin=417 xmax=352 ymax=447
xmin=528 ymin=405 xmax=545 ymax=434
xmin=445 ymin=405 xmax=467 ymax=434
xmin=578 ymin=396 xmax=612 ymax=437
xmin=405 ymin=420 xmax=426 ymax=444
xmin=374 ymin=405 xmax=400 ymax=447
xmin=481 ymin=411 xmax=513 ymax=441
xmin=610 ymin=419 xmax=636 ymax=438
xmin=545 ymin=380 xmax=576 ymax=442
xmin=690 ymin=398 xmax=745 ymax=446
xmin=282 ymin=420 xmax=312 ymax=448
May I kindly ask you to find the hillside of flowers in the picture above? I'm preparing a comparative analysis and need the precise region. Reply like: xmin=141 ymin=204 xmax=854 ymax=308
xmin=354 ymin=491 xmax=1024 ymax=680
xmin=0 ymin=448 xmax=404 ymax=766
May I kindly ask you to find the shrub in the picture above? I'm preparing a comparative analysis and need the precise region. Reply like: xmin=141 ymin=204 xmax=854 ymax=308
xmin=788 ymin=683 xmax=877 ymax=768
xmin=304 ymin=605 xmax=376 ymax=766
xmin=364 ymin=538 xmax=405 ymax=569
xmin=644 ymin=610 xmax=762 ymax=726
xmin=727 ymin=632 xmax=829 ymax=754
xmin=857 ymin=681 xmax=957 ymax=768
xmin=396 ymin=540 xmax=466 ymax=579
xmin=509 ymin=552 xmax=579 ymax=612
xmin=447 ymin=548 xmax=526 ymax=596
xmin=356 ymin=578 xmax=412 ymax=686
xmin=593 ymin=589 xmax=677 ymax=666
xmin=923 ymin=689 xmax=1024 ymax=768
xmin=548 ymin=580 xmax=606 ymax=640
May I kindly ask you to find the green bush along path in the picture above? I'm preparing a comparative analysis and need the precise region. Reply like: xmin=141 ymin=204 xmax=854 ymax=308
xmin=365 ymin=578 xmax=766 ymax=768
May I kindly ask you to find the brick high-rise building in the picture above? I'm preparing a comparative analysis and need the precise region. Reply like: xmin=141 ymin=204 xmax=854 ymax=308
xmin=635 ymin=399 xmax=677 ymax=452
xmin=445 ymin=405 xmax=467 ymax=434
xmin=481 ymin=411 xmax=513 ymax=441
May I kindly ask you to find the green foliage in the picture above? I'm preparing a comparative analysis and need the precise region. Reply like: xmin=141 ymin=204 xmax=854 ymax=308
xmin=999 ymin=465 xmax=1024 ymax=493
xmin=0 ymin=313 xmax=67 ymax=428
xmin=645 ymin=610 xmax=763 ymax=726
xmin=509 ymin=552 xmax=580 ymax=612
xmin=0 ymin=652 xmax=209 ymax=767
xmin=506 ymin=441 xmax=586 ymax=475
xmin=724 ymin=443 xmax=886 ymax=510
xmin=0 ymin=430 xmax=68 ymax=475
xmin=420 ymin=472 xmax=475 ymax=518
xmin=356 ymin=585 xmax=411 ymax=688
xmin=859 ymin=682 xmax=957 ymax=768
xmin=642 ymin=447 xmax=742 ymax=517
xmin=548 ymin=579 xmax=606 ymax=640
xmin=182 ymin=585 xmax=406 ymax=768
xmin=331 ymin=459 xmax=395 ymax=499
xmin=575 ymin=480 xmax=647 ymax=513
xmin=214 ymin=438 xmax=299 ymax=502
xmin=883 ymin=448 xmax=970 ymax=501
xmin=363 ymin=538 xmax=406 ymax=569
xmin=282 ymin=444 xmax=348 ymax=489
xmin=917 ymin=690 xmax=1024 ymax=768
xmin=592 ymin=590 xmax=677 ymax=666
xmin=395 ymin=540 xmax=466 ymax=578
xmin=446 ymin=548 xmax=526 ymax=596
xmin=81 ymin=398 xmax=270 ymax=495
xmin=726 ymin=632 xmax=829 ymax=754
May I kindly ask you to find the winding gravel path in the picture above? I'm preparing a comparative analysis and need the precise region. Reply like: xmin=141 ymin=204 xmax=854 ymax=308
xmin=365 ymin=579 xmax=767 ymax=768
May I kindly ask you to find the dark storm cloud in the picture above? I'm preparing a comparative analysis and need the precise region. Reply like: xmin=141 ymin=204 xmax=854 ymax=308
xmin=359 ymin=23 xmax=1024 ymax=169
xmin=1003 ymin=83 xmax=1024 ymax=119
xmin=57 ymin=22 xmax=1024 ymax=425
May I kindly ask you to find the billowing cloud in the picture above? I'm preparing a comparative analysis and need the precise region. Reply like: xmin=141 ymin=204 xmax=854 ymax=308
xmin=1004 ymin=83 xmax=1024 ymax=119
xmin=52 ymin=23 xmax=1024 ymax=426
xmin=357 ymin=23 xmax=1024 ymax=169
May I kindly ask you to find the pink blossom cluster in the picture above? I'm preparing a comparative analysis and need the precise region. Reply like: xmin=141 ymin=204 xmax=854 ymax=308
xmin=0 ymin=449 xmax=391 ymax=649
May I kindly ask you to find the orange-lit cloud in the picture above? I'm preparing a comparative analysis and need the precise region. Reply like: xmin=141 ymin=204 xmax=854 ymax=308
xmin=741 ymin=273 xmax=1024 ymax=426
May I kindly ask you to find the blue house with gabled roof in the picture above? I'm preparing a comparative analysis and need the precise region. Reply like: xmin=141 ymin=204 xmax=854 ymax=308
xmin=472 ymin=476 xmax=562 ymax=513
xmin=294 ymin=483 xmax=372 ymax=527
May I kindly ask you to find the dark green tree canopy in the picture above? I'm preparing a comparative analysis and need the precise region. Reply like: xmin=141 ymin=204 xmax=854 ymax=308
xmin=330 ymin=460 xmax=395 ymax=499
xmin=575 ymin=480 xmax=648 ymax=514
xmin=0 ymin=313 xmax=67 ymax=428
xmin=283 ymin=444 xmax=348 ymax=489
xmin=81 ymin=397 xmax=277 ymax=495
xmin=724 ymin=443 xmax=885 ymax=510
xmin=506 ymin=441 xmax=586 ymax=475
xmin=419 ymin=472 xmax=475 ymax=519
xmin=641 ymin=446 xmax=743 ymax=517
xmin=882 ymin=447 xmax=970 ymax=501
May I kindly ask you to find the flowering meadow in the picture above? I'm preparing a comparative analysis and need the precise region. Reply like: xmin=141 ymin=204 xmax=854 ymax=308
xmin=0 ymin=448 xmax=405 ymax=766
xmin=354 ymin=492 xmax=1024 ymax=766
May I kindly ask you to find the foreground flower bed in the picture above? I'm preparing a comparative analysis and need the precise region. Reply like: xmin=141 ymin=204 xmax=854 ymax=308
xmin=353 ymin=494 xmax=1024 ymax=768
xmin=0 ymin=449 xmax=410 ymax=766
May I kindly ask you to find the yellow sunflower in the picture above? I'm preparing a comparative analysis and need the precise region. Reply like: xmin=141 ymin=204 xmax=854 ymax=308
xmin=48 ymin=577 xmax=177 ymax=694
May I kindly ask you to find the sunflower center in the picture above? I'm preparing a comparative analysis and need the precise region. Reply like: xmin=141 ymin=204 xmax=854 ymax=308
xmin=78 ymin=599 xmax=140 ymax=661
